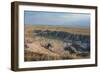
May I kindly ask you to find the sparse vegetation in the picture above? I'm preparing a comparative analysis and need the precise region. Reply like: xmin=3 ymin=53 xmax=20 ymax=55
xmin=24 ymin=25 xmax=90 ymax=61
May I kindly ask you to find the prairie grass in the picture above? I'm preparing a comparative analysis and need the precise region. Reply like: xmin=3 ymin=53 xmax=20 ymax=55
xmin=24 ymin=25 xmax=90 ymax=61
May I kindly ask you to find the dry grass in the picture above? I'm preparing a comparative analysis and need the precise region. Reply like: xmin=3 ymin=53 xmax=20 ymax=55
xmin=24 ymin=50 xmax=61 ymax=61
xmin=25 ymin=25 xmax=90 ymax=36
xmin=24 ymin=25 xmax=90 ymax=61
xmin=24 ymin=49 xmax=89 ymax=61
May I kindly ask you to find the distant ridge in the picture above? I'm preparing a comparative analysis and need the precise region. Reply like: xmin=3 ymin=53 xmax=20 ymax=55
xmin=25 ymin=24 xmax=90 ymax=29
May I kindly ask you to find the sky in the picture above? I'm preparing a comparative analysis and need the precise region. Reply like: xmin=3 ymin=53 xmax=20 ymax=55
xmin=24 ymin=11 xmax=90 ymax=28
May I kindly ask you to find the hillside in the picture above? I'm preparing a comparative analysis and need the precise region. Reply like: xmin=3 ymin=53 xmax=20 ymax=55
xmin=24 ymin=25 xmax=90 ymax=61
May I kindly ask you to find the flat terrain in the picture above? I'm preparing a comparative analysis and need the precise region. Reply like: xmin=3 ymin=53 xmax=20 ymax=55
xmin=25 ymin=25 xmax=90 ymax=36
xmin=24 ymin=25 xmax=90 ymax=61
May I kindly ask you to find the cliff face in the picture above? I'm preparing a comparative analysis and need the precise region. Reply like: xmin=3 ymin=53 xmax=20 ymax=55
xmin=24 ymin=25 xmax=90 ymax=61
xmin=33 ymin=30 xmax=90 ymax=52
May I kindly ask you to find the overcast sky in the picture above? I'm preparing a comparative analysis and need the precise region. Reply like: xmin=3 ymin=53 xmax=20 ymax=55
xmin=24 ymin=11 xmax=90 ymax=28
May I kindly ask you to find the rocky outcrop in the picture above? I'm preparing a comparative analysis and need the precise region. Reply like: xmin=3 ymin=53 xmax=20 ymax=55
xmin=33 ymin=30 xmax=90 ymax=53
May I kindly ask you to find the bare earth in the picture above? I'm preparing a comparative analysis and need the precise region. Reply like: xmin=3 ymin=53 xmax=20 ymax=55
xmin=24 ymin=25 xmax=90 ymax=61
